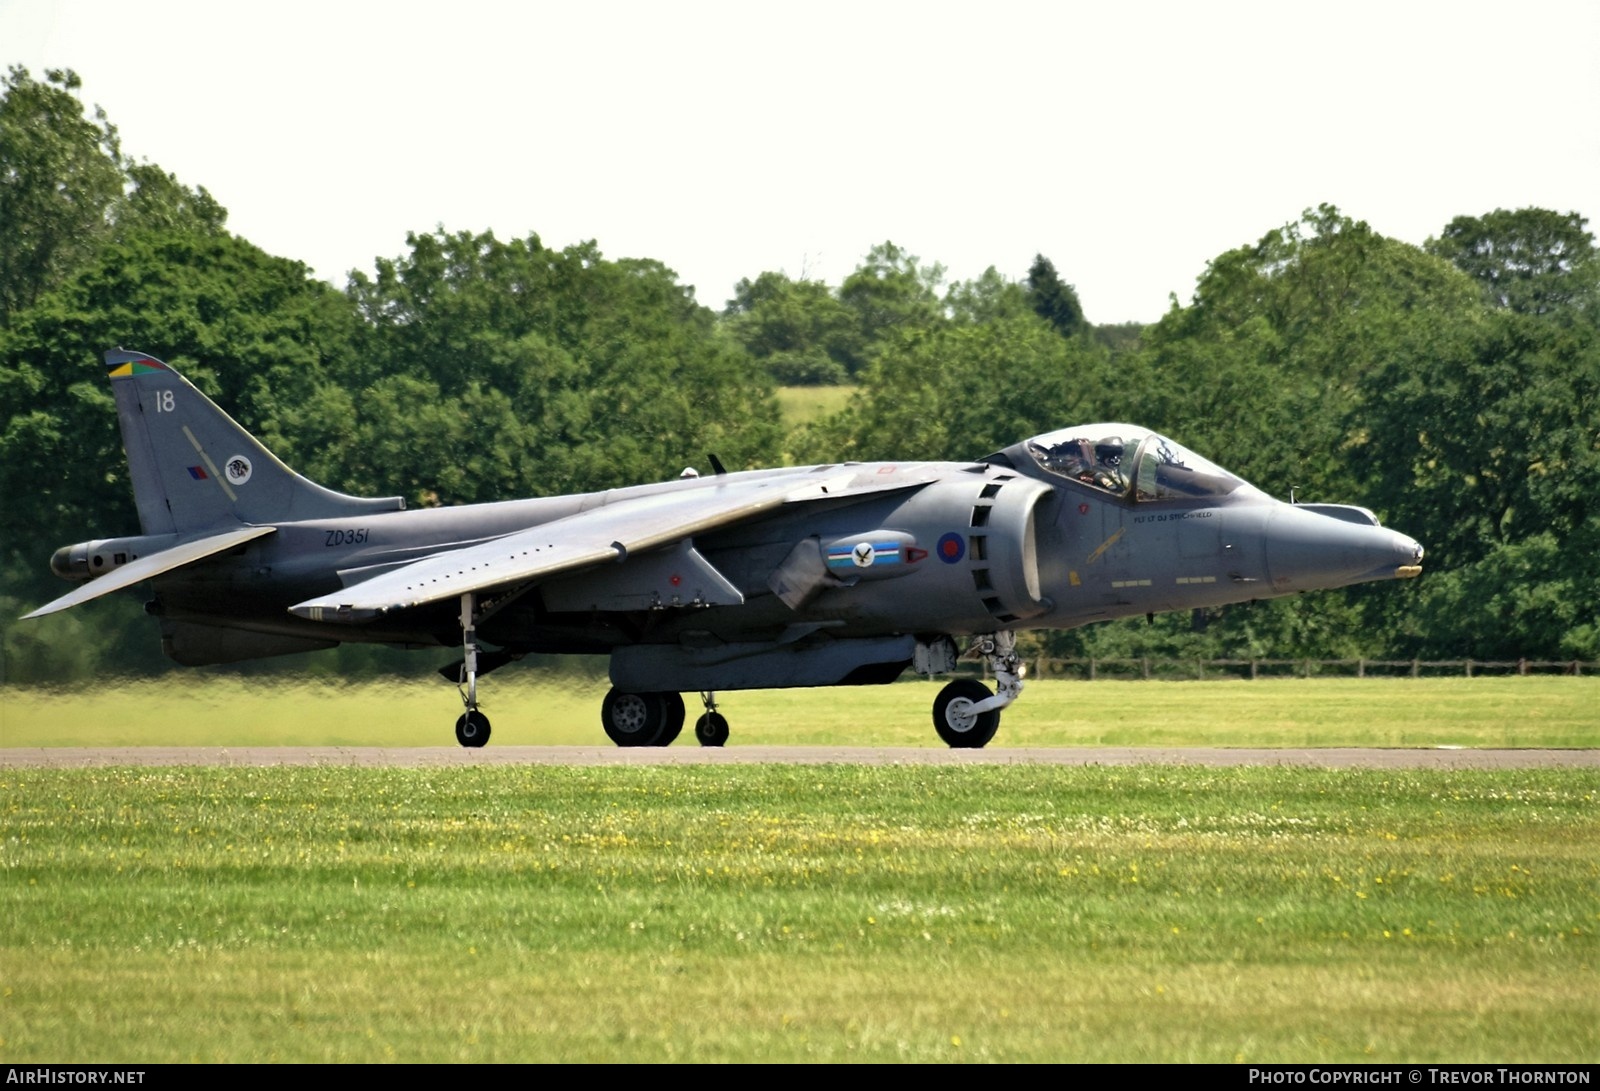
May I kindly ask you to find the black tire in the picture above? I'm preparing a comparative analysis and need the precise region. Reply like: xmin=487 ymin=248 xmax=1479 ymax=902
xmin=657 ymin=692 xmax=686 ymax=747
xmin=455 ymin=710 xmax=491 ymax=748
xmin=601 ymin=689 xmax=667 ymax=747
xmin=694 ymin=711 xmax=730 ymax=747
xmin=932 ymin=678 xmax=1000 ymax=748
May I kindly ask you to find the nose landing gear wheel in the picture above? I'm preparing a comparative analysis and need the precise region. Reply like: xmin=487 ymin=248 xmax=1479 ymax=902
xmin=455 ymin=710 xmax=491 ymax=748
xmin=932 ymin=678 xmax=1000 ymax=748
xmin=694 ymin=711 xmax=730 ymax=747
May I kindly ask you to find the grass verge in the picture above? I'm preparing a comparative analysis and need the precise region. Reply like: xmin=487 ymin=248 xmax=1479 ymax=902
xmin=2 ymin=764 xmax=1595 ymax=1061
xmin=2 ymin=675 xmax=1596 ymax=748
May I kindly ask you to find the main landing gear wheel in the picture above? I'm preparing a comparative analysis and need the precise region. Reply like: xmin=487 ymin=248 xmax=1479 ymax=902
xmin=659 ymin=692 xmax=686 ymax=746
xmin=455 ymin=710 xmax=491 ymax=748
xmin=694 ymin=712 xmax=730 ymax=747
xmin=601 ymin=689 xmax=682 ymax=747
xmin=932 ymin=678 xmax=1000 ymax=748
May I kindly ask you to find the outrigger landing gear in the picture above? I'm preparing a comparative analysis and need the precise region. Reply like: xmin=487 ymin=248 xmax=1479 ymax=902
xmin=694 ymin=691 xmax=729 ymax=747
xmin=456 ymin=709 xmax=490 ymax=747
xmin=454 ymin=592 xmax=491 ymax=748
xmin=929 ymin=631 xmax=1023 ymax=749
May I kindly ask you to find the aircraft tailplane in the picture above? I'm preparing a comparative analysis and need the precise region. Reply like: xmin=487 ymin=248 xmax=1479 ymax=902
xmin=104 ymin=349 xmax=403 ymax=534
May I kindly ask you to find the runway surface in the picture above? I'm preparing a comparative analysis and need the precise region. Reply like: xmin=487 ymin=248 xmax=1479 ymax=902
xmin=2 ymin=746 xmax=1595 ymax=769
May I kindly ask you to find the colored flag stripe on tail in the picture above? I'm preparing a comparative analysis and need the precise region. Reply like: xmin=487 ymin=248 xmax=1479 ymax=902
xmin=107 ymin=358 xmax=170 ymax=377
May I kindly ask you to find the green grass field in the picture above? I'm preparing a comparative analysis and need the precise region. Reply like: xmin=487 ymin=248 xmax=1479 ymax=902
xmin=776 ymin=384 xmax=856 ymax=431
xmin=2 ymin=675 xmax=1596 ymax=749
xmin=2 ymin=763 xmax=1595 ymax=1062
xmin=2 ymin=676 xmax=1595 ymax=1063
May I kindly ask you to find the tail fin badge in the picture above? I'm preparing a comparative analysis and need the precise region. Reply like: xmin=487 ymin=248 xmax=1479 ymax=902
xmin=107 ymin=358 xmax=170 ymax=378
xmin=224 ymin=456 xmax=253 ymax=486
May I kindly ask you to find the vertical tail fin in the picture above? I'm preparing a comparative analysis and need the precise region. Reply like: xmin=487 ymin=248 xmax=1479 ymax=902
xmin=105 ymin=349 xmax=403 ymax=533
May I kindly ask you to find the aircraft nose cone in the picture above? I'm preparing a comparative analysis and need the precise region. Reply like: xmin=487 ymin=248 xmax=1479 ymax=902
xmin=1265 ymin=506 xmax=1425 ymax=593
xmin=1400 ymin=536 xmax=1425 ymax=573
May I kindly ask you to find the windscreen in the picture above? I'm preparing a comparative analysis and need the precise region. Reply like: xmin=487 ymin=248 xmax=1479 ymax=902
xmin=1130 ymin=434 xmax=1245 ymax=501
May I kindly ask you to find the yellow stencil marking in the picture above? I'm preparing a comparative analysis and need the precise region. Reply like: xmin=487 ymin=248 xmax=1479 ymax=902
xmin=182 ymin=425 xmax=237 ymax=502
xmin=1084 ymin=527 xmax=1125 ymax=565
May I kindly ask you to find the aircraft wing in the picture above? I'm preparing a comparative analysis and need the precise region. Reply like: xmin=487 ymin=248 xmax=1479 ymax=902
xmin=22 ymin=525 xmax=278 ymax=619
xmin=288 ymin=466 xmax=943 ymax=623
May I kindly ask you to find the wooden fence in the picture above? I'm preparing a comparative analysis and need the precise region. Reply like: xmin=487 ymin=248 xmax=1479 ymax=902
xmin=959 ymin=657 xmax=1596 ymax=681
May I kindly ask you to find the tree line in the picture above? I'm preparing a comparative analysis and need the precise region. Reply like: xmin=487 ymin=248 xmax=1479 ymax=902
xmin=2 ymin=66 xmax=1595 ymax=681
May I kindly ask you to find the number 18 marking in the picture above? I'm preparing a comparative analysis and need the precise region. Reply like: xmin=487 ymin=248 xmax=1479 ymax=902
xmin=154 ymin=390 xmax=175 ymax=413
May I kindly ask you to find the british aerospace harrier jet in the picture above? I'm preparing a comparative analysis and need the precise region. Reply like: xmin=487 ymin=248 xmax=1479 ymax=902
xmin=26 ymin=350 xmax=1424 ymax=748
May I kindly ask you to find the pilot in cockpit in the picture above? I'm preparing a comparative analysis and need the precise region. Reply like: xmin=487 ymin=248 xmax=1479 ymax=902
xmin=1092 ymin=439 xmax=1126 ymax=491
xmin=1038 ymin=438 xmax=1093 ymax=480
xmin=1037 ymin=436 xmax=1126 ymax=493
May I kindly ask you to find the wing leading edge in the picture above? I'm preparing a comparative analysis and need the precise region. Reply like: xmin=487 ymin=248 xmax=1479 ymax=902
xmin=289 ymin=466 xmax=945 ymax=623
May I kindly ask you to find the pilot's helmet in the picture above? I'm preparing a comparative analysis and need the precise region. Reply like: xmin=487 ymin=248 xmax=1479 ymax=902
xmin=1094 ymin=439 xmax=1124 ymax=465
xmin=1051 ymin=439 xmax=1092 ymax=469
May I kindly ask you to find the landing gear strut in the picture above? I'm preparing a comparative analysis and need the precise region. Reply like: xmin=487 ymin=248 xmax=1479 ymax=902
xmin=694 ymin=691 xmax=729 ymax=747
xmin=928 ymin=631 xmax=1023 ymax=749
xmin=454 ymin=591 xmax=490 ymax=747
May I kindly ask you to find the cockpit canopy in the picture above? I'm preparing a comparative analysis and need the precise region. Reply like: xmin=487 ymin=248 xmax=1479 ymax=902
xmin=1023 ymin=425 xmax=1248 ymax=502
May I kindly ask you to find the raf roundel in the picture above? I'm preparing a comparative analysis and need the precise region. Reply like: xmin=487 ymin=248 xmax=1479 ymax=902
xmin=936 ymin=532 xmax=965 ymax=564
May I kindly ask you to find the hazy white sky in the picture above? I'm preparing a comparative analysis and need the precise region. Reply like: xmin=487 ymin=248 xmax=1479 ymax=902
xmin=4 ymin=0 xmax=1598 ymax=322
